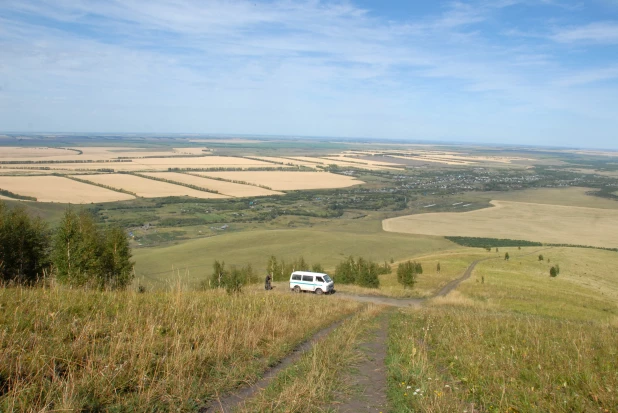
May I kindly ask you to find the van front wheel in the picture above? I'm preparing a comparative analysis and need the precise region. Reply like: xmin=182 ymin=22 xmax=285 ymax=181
xmin=315 ymin=288 xmax=323 ymax=295
xmin=293 ymin=286 xmax=301 ymax=293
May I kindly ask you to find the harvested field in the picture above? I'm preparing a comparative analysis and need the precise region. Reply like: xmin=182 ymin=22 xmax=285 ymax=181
xmin=0 ymin=147 xmax=75 ymax=159
xmin=0 ymin=147 xmax=210 ymax=162
xmin=383 ymin=200 xmax=618 ymax=248
xmin=0 ymin=168 xmax=73 ymax=175
xmin=75 ymin=174 xmax=228 ymax=199
xmin=7 ymin=156 xmax=282 ymax=172
xmin=321 ymin=156 xmax=404 ymax=170
xmin=387 ymin=155 xmax=474 ymax=165
xmin=142 ymin=172 xmax=282 ymax=197
xmin=490 ymin=186 xmax=618 ymax=209
xmin=288 ymin=156 xmax=391 ymax=170
xmin=132 ymin=156 xmax=272 ymax=168
xmin=249 ymin=156 xmax=319 ymax=168
xmin=0 ymin=176 xmax=135 ymax=203
xmin=195 ymin=171 xmax=363 ymax=190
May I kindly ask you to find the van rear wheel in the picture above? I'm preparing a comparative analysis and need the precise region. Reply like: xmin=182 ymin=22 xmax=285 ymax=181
xmin=315 ymin=288 xmax=323 ymax=295
xmin=293 ymin=285 xmax=301 ymax=293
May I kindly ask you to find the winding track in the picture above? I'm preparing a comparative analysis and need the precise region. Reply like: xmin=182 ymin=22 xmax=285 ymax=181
xmin=201 ymin=248 xmax=551 ymax=412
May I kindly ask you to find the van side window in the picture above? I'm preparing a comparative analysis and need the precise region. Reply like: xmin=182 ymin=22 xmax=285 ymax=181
xmin=302 ymin=275 xmax=313 ymax=282
xmin=316 ymin=276 xmax=324 ymax=283
xmin=292 ymin=274 xmax=301 ymax=281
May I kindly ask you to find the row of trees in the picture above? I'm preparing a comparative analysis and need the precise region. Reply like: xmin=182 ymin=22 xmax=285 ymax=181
xmin=333 ymin=256 xmax=391 ymax=288
xmin=204 ymin=261 xmax=258 ymax=293
xmin=0 ymin=201 xmax=133 ymax=289
xmin=266 ymin=256 xmax=323 ymax=282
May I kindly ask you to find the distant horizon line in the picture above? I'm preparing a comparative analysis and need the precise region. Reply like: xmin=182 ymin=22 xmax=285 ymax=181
xmin=0 ymin=131 xmax=616 ymax=152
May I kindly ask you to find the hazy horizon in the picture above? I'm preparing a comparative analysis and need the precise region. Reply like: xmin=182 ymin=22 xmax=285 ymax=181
xmin=1 ymin=1 xmax=618 ymax=149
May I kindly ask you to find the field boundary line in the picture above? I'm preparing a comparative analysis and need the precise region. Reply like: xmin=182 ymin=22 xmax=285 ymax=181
xmin=184 ymin=172 xmax=275 ymax=191
xmin=64 ymin=174 xmax=138 ymax=197
xmin=127 ymin=172 xmax=224 ymax=195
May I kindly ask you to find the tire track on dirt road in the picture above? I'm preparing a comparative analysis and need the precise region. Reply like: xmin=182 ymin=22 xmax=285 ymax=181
xmin=201 ymin=311 xmax=361 ymax=413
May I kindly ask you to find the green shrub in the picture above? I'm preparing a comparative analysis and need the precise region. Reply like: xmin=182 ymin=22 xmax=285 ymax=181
xmin=397 ymin=261 xmax=422 ymax=289
xmin=0 ymin=201 xmax=50 ymax=284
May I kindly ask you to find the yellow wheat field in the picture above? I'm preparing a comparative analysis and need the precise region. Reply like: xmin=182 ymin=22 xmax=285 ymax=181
xmin=0 ymin=176 xmax=135 ymax=203
xmin=383 ymin=200 xmax=618 ymax=248
xmin=4 ymin=157 xmax=283 ymax=173
xmin=196 ymin=171 xmax=363 ymax=190
xmin=0 ymin=147 xmax=75 ymax=159
xmin=248 ymin=156 xmax=320 ymax=168
xmin=75 ymin=174 xmax=228 ymax=199
xmin=321 ymin=156 xmax=404 ymax=170
xmin=142 ymin=172 xmax=282 ymax=197
xmin=1 ymin=146 xmax=212 ymax=162
xmin=287 ymin=156 xmax=392 ymax=170
xmin=131 ymin=156 xmax=272 ymax=167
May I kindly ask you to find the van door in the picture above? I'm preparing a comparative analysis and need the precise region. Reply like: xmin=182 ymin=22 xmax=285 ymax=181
xmin=301 ymin=274 xmax=314 ymax=291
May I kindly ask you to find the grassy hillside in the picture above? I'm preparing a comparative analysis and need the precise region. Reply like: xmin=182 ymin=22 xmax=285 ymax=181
xmin=0 ymin=287 xmax=361 ymax=411
xmin=457 ymin=247 xmax=618 ymax=321
xmin=387 ymin=246 xmax=618 ymax=413
xmin=388 ymin=306 xmax=617 ymax=413
xmin=133 ymin=223 xmax=458 ymax=288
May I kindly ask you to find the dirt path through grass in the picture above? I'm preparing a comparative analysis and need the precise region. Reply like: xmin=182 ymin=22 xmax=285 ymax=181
xmin=330 ymin=313 xmax=390 ymax=412
xmin=339 ymin=247 xmax=552 ymax=307
xmin=201 ymin=312 xmax=358 ymax=413
xmin=202 ymin=248 xmax=550 ymax=412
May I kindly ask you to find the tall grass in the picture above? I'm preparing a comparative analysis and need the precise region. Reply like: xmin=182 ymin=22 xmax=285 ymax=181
xmin=238 ymin=304 xmax=385 ymax=412
xmin=388 ymin=305 xmax=618 ymax=412
xmin=0 ymin=286 xmax=360 ymax=411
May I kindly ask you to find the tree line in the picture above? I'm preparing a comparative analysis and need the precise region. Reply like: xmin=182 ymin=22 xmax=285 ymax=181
xmin=0 ymin=201 xmax=133 ymax=289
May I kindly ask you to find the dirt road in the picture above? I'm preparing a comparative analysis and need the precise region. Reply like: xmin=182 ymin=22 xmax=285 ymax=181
xmin=201 ymin=248 xmax=550 ymax=412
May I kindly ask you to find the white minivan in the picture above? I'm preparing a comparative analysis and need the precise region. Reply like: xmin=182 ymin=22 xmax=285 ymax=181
xmin=289 ymin=271 xmax=335 ymax=295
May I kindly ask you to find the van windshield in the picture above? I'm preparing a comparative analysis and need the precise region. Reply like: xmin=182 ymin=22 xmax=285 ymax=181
xmin=324 ymin=275 xmax=332 ymax=283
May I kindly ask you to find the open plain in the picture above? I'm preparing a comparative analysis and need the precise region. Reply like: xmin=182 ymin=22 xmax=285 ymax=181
xmin=383 ymin=200 xmax=618 ymax=248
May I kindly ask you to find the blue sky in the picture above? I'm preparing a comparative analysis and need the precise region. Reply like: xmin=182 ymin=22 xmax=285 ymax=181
xmin=1 ymin=1 xmax=617 ymax=148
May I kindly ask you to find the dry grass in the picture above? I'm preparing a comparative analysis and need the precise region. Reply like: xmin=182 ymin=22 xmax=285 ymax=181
xmin=196 ymin=171 xmax=363 ymax=190
xmin=75 ymin=174 xmax=228 ymax=199
xmin=142 ymin=172 xmax=282 ymax=197
xmin=388 ymin=306 xmax=618 ymax=412
xmin=237 ymin=304 xmax=386 ymax=412
xmin=457 ymin=247 xmax=618 ymax=320
xmin=0 ymin=286 xmax=361 ymax=411
xmin=490 ymin=186 xmax=618 ymax=209
xmin=333 ymin=249 xmax=489 ymax=298
xmin=383 ymin=200 xmax=618 ymax=248
xmin=0 ymin=176 xmax=135 ymax=203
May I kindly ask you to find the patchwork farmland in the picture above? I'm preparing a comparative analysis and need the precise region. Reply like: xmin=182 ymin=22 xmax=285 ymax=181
xmin=0 ymin=176 xmax=135 ymax=203
xmin=194 ymin=171 xmax=363 ymax=190
xmin=74 ymin=174 xmax=229 ymax=199
xmin=141 ymin=172 xmax=282 ymax=197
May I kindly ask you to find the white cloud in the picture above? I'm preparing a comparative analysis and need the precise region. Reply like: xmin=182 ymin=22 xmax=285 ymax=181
xmin=0 ymin=0 xmax=617 ymax=147
xmin=552 ymin=21 xmax=618 ymax=43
